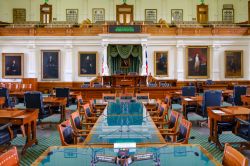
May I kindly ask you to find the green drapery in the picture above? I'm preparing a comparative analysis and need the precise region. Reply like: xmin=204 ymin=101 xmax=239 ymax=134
xmin=108 ymin=45 xmax=142 ymax=75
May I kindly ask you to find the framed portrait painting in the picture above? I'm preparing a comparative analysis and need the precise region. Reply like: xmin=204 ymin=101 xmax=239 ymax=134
xmin=145 ymin=9 xmax=157 ymax=23
xmin=171 ymin=9 xmax=183 ymax=23
xmin=225 ymin=50 xmax=243 ymax=78
xmin=186 ymin=46 xmax=209 ymax=79
xmin=78 ymin=52 xmax=97 ymax=76
xmin=120 ymin=58 xmax=130 ymax=68
xmin=154 ymin=51 xmax=168 ymax=77
xmin=41 ymin=50 xmax=60 ymax=80
xmin=2 ymin=53 xmax=24 ymax=78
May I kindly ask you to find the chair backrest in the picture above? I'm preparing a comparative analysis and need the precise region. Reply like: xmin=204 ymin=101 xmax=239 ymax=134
xmin=182 ymin=86 xmax=196 ymax=96
xmin=136 ymin=93 xmax=149 ymax=100
xmin=93 ymin=82 xmax=102 ymax=88
xmin=55 ymin=87 xmax=70 ymax=106
xmin=70 ymin=111 xmax=82 ymax=131
xmin=233 ymin=86 xmax=247 ymax=106
xmin=222 ymin=143 xmax=248 ymax=166
xmin=81 ymin=82 xmax=90 ymax=88
xmin=102 ymin=93 xmax=116 ymax=102
xmin=148 ymin=82 xmax=157 ymax=87
xmin=24 ymin=91 xmax=43 ymax=111
xmin=120 ymin=93 xmax=133 ymax=101
xmin=158 ymin=103 xmax=168 ymax=118
xmin=202 ymin=90 xmax=222 ymax=117
xmin=168 ymin=110 xmax=180 ymax=131
xmin=164 ymin=94 xmax=171 ymax=107
xmin=177 ymin=118 xmax=192 ymax=144
xmin=83 ymin=104 xmax=92 ymax=118
xmin=57 ymin=120 xmax=74 ymax=146
xmin=206 ymin=80 xmax=214 ymax=85
xmin=0 ymin=87 xmax=10 ymax=107
xmin=0 ymin=146 xmax=19 ymax=166
xmin=159 ymin=82 xmax=171 ymax=87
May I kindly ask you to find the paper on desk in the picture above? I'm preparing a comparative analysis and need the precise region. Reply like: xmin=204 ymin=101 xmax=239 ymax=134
xmin=212 ymin=110 xmax=225 ymax=114
xmin=184 ymin=98 xmax=192 ymax=101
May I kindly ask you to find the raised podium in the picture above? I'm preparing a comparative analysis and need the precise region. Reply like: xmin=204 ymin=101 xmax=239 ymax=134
xmin=103 ymin=75 xmax=147 ymax=87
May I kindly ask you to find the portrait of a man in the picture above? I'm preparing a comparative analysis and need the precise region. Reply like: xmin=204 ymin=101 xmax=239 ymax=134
xmin=225 ymin=50 xmax=243 ymax=78
xmin=2 ymin=53 xmax=23 ymax=78
xmin=41 ymin=50 xmax=60 ymax=80
xmin=154 ymin=51 xmax=168 ymax=76
xmin=187 ymin=46 xmax=209 ymax=78
xmin=79 ymin=52 xmax=97 ymax=76
xmin=121 ymin=58 xmax=130 ymax=68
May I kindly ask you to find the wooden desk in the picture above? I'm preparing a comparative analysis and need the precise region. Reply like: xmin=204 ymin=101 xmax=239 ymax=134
xmin=9 ymin=91 xmax=25 ymax=98
xmin=182 ymin=96 xmax=203 ymax=119
xmin=0 ymin=109 xmax=38 ymax=154
xmin=207 ymin=106 xmax=250 ymax=150
xmin=43 ymin=97 xmax=67 ymax=122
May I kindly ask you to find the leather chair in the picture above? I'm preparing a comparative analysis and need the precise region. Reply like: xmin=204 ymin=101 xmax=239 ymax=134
xmin=70 ymin=111 xmax=90 ymax=135
xmin=120 ymin=93 xmax=133 ymax=101
xmin=182 ymin=86 xmax=196 ymax=97
xmin=0 ymin=87 xmax=14 ymax=108
xmin=83 ymin=104 xmax=98 ymax=123
xmin=232 ymin=86 xmax=247 ymax=106
xmin=0 ymin=146 xmax=19 ymax=166
xmin=200 ymin=90 xmax=222 ymax=118
xmin=148 ymin=82 xmax=157 ymax=87
xmin=222 ymin=143 xmax=248 ymax=166
xmin=235 ymin=118 xmax=250 ymax=142
xmin=102 ymin=93 xmax=116 ymax=102
xmin=151 ymin=103 xmax=169 ymax=128
xmin=55 ymin=87 xmax=70 ymax=107
xmin=0 ymin=123 xmax=16 ymax=146
xmin=181 ymin=86 xmax=196 ymax=118
xmin=206 ymin=80 xmax=214 ymax=85
xmin=158 ymin=110 xmax=180 ymax=134
xmin=57 ymin=119 xmax=87 ymax=146
xmin=135 ymin=93 xmax=149 ymax=101
xmin=161 ymin=118 xmax=192 ymax=144
xmin=24 ymin=91 xmax=51 ymax=122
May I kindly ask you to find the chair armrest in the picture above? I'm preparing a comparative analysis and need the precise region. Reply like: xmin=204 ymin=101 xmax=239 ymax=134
xmin=161 ymin=131 xmax=178 ymax=136
xmin=77 ymin=129 xmax=90 ymax=133
xmin=81 ymin=122 xmax=95 ymax=125
xmin=0 ymin=123 xmax=12 ymax=130
xmin=236 ymin=118 xmax=250 ymax=125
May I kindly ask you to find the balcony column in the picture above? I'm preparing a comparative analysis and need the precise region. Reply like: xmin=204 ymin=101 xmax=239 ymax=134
xmin=176 ymin=44 xmax=185 ymax=80
xmin=141 ymin=43 xmax=147 ymax=76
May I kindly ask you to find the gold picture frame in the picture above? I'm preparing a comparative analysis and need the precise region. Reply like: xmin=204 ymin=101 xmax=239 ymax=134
xmin=120 ymin=58 xmax=130 ymax=68
xmin=186 ymin=46 xmax=209 ymax=79
xmin=225 ymin=50 xmax=243 ymax=78
xmin=41 ymin=50 xmax=61 ymax=81
xmin=154 ymin=51 xmax=168 ymax=77
xmin=78 ymin=52 xmax=98 ymax=76
xmin=2 ymin=53 xmax=24 ymax=79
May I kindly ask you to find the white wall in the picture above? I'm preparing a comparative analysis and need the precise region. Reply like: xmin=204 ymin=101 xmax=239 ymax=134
xmin=0 ymin=35 xmax=250 ymax=82
xmin=0 ymin=0 xmax=248 ymax=23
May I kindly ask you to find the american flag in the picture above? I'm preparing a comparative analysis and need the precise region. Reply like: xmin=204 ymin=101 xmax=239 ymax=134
xmin=146 ymin=48 xmax=148 ymax=75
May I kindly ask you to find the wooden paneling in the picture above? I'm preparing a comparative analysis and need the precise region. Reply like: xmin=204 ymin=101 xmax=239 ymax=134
xmin=0 ymin=26 xmax=249 ymax=36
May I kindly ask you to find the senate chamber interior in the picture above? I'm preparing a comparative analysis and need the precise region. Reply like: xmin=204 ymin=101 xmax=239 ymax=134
xmin=0 ymin=0 xmax=250 ymax=165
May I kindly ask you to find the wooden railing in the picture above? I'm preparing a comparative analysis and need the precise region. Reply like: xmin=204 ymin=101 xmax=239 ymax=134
xmin=0 ymin=24 xmax=249 ymax=36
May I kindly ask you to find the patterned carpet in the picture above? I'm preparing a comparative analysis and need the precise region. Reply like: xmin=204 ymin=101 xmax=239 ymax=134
xmin=9 ymin=103 xmax=250 ymax=165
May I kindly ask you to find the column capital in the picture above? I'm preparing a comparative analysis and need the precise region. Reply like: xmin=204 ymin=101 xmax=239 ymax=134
xmin=176 ymin=45 xmax=186 ymax=48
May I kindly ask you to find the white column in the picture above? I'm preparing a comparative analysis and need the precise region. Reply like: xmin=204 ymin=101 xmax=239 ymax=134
xmin=176 ymin=45 xmax=185 ymax=80
xmin=141 ymin=44 xmax=147 ymax=76
xmin=102 ymin=43 xmax=109 ymax=76
xmin=64 ymin=45 xmax=73 ymax=81
xmin=211 ymin=45 xmax=221 ymax=80
xmin=247 ymin=42 xmax=250 ymax=79
xmin=26 ymin=45 xmax=37 ymax=78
